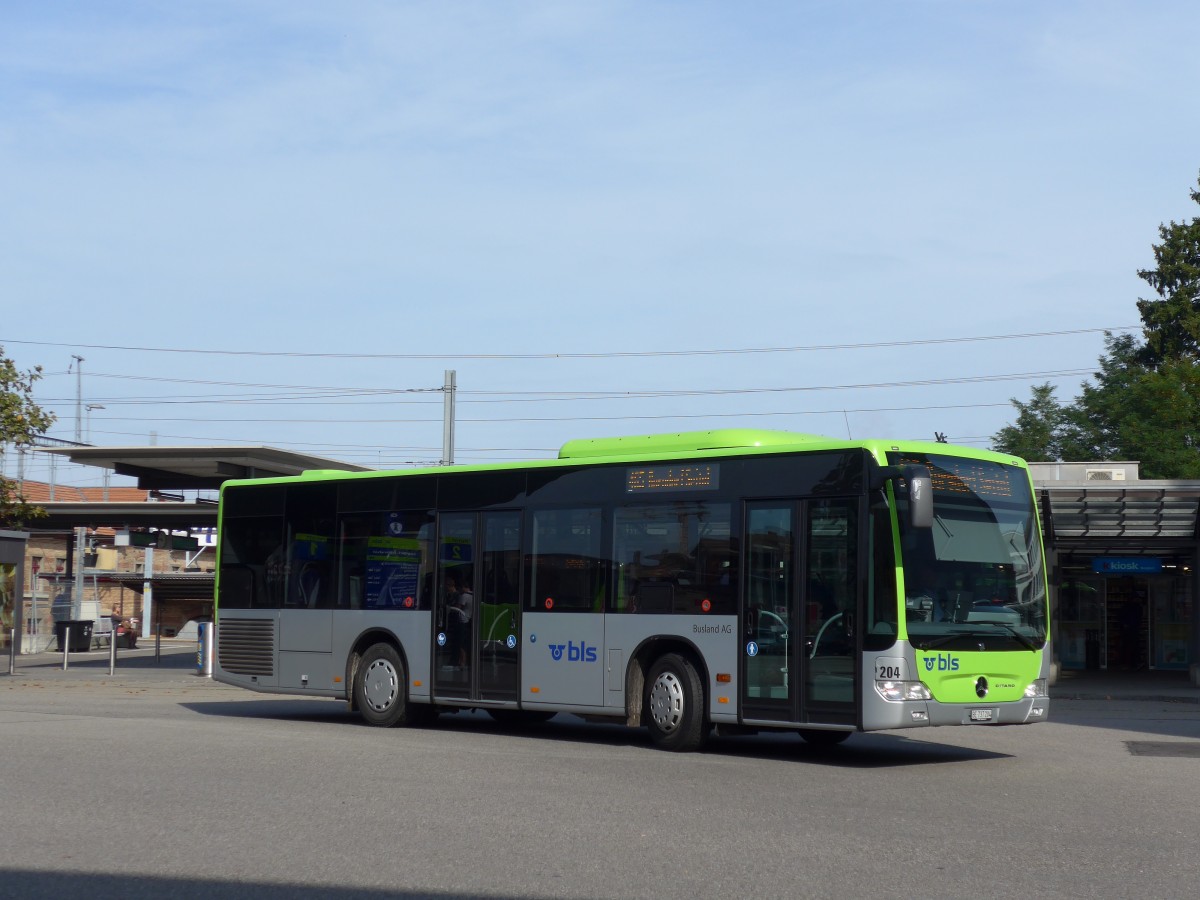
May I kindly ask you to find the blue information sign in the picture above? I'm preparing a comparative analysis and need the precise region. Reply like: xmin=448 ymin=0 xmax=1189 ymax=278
xmin=365 ymin=537 xmax=421 ymax=608
xmin=1092 ymin=557 xmax=1162 ymax=575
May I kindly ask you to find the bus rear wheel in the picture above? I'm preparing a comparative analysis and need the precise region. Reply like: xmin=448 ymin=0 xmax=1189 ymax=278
xmin=355 ymin=644 xmax=409 ymax=727
xmin=645 ymin=653 xmax=708 ymax=752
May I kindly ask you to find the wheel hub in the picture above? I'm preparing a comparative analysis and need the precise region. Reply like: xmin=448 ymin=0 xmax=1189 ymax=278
xmin=363 ymin=658 xmax=398 ymax=712
xmin=649 ymin=671 xmax=685 ymax=733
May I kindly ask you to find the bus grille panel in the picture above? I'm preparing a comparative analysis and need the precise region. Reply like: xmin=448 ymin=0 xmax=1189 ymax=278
xmin=217 ymin=618 xmax=275 ymax=676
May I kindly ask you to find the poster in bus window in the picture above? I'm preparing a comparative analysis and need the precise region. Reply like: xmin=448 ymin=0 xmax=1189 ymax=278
xmin=293 ymin=533 xmax=330 ymax=562
xmin=366 ymin=537 xmax=421 ymax=609
xmin=441 ymin=535 xmax=473 ymax=564
xmin=290 ymin=534 xmax=331 ymax=608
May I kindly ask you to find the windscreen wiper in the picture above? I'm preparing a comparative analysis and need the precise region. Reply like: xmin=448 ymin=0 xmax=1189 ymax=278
xmin=916 ymin=625 xmax=1040 ymax=653
xmin=914 ymin=633 xmax=965 ymax=651
xmin=990 ymin=622 xmax=1041 ymax=652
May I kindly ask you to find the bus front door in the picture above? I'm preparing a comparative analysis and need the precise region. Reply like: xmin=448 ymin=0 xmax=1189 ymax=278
xmin=742 ymin=500 xmax=858 ymax=726
xmin=433 ymin=511 xmax=521 ymax=704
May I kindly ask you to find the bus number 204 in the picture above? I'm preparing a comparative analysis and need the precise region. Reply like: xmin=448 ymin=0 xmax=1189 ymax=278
xmin=875 ymin=661 xmax=905 ymax=680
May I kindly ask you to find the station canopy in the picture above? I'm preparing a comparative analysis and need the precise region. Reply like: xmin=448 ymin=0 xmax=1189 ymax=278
xmin=41 ymin=571 xmax=217 ymax=604
xmin=1039 ymin=481 xmax=1200 ymax=555
xmin=41 ymin=445 xmax=370 ymax=490
xmin=34 ymin=445 xmax=371 ymax=530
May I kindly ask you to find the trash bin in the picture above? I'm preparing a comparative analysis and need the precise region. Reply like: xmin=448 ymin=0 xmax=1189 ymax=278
xmin=55 ymin=620 xmax=95 ymax=652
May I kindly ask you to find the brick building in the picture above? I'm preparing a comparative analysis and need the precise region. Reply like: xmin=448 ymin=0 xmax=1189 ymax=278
xmin=15 ymin=481 xmax=216 ymax=650
xmin=7 ymin=444 xmax=366 ymax=653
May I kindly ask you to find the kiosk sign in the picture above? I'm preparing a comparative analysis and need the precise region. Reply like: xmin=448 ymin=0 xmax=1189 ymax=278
xmin=1092 ymin=557 xmax=1162 ymax=575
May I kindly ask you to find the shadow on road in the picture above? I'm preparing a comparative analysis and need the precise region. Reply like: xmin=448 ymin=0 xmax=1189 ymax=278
xmin=0 ymin=869 xmax=498 ymax=900
xmin=180 ymin=697 xmax=1010 ymax=768
xmin=1050 ymin=698 xmax=1200 ymax=740
xmin=183 ymin=696 xmax=356 ymax=724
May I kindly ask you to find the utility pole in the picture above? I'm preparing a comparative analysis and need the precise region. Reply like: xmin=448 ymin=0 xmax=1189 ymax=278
xmin=141 ymin=546 xmax=154 ymax=641
xmin=72 ymin=526 xmax=86 ymax=618
xmin=441 ymin=370 xmax=456 ymax=466
xmin=71 ymin=355 xmax=84 ymax=443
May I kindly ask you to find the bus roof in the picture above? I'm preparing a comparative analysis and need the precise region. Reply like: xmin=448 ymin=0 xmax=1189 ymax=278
xmin=557 ymin=429 xmax=831 ymax=459
xmin=220 ymin=430 xmax=1028 ymax=490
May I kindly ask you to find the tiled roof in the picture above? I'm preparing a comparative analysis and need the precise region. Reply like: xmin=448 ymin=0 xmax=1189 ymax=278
xmin=80 ymin=486 xmax=149 ymax=502
xmin=11 ymin=481 xmax=149 ymax=504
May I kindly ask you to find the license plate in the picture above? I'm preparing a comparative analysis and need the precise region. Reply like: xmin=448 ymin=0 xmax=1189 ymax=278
xmin=969 ymin=708 xmax=994 ymax=722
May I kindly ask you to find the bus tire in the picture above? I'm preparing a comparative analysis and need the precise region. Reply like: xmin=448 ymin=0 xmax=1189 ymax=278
xmin=645 ymin=653 xmax=707 ymax=752
xmin=798 ymin=728 xmax=851 ymax=747
xmin=355 ymin=643 xmax=408 ymax=727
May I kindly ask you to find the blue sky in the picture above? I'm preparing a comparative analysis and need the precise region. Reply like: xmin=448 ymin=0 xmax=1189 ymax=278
xmin=3 ymin=1 xmax=1199 ymax=488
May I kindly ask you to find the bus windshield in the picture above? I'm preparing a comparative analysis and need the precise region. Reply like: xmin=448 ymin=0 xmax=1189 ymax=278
xmin=889 ymin=452 xmax=1047 ymax=651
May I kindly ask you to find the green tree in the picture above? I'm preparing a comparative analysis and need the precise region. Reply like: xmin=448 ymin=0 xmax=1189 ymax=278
xmin=1 ymin=346 xmax=56 ymax=526
xmin=1069 ymin=332 xmax=1149 ymax=462
xmin=1136 ymin=175 xmax=1200 ymax=365
xmin=992 ymin=383 xmax=1070 ymax=461
xmin=1106 ymin=358 xmax=1200 ymax=478
xmin=993 ymin=172 xmax=1200 ymax=477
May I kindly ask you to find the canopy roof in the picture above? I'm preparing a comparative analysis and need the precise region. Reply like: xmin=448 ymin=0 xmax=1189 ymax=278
xmin=42 ymin=572 xmax=215 ymax=604
xmin=1039 ymin=481 xmax=1200 ymax=554
xmin=30 ymin=445 xmax=368 ymax=531
xmin=40 ymin=445 xmax=369 ymax=491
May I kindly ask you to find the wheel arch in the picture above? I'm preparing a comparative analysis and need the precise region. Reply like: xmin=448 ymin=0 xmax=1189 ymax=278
xmin=345 ymin=628 xmax=408 ymax=713
xmin=624 ymin=635 xmax=710 ymax=727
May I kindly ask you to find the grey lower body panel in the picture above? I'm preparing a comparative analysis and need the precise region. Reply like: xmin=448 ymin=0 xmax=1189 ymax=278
xmin=862 ymin=692 xmax=1049 ymax=731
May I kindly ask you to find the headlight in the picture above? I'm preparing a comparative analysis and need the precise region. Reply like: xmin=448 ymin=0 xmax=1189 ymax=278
xmin=875 ymin=680 xmax=932 ymax=702
xmin=1024 ymin=679 xmax=1049 ymax=698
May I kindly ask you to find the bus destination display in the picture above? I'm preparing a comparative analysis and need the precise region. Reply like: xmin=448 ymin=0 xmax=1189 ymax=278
xmin=626 ymin=463 xmax=719 ymax=494
xmin=898 ymin=455 xmax=1015 ymax=499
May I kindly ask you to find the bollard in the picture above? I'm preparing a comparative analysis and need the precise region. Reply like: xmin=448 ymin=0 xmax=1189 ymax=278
xmin=8 ymin=628 xmax=14 ymax=675
xmin=108 ymin=628 xmax=117 ymax=676
xmin=62 ymin=625 xmax=70 ymax=671
xmin=155 ymin=623 xmax=161 ymax=663
xmin=196 ymin=622 xmax=214 ymax=677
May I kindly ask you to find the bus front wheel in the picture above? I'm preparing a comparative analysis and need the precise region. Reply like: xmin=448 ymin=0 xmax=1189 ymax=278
xmin=355 ymin=644 xmax=409 ymax=727
xmin=645 ymin=653 xmax=708 ymax=752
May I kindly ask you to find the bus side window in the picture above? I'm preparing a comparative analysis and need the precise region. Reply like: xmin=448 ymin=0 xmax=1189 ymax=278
xmin=526 ymin=507 xmax=603 ymax=612
xmin=612 ymin=502 xmax=734 ymax=615
xmin=217 ymin=515 xmax=284 ymax=610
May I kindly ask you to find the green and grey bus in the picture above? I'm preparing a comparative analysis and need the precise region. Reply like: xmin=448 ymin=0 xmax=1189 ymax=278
xmin=213 ymin=429 xmax=1050 ymax=750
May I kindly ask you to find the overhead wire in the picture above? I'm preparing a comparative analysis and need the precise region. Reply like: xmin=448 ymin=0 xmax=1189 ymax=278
xmin=2 ymin=325 xmax=1137 ymax=360
xmin=35 ymin=367 xmax=1097 ymax=407
xmin=14 ymin=326 xmax=1122 ymax=461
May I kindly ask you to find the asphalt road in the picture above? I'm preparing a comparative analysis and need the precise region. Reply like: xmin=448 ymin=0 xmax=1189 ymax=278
xmin=2 ymin=649 xmax=1198 ymax=899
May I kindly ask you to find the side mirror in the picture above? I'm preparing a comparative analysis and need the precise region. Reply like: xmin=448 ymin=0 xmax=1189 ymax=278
xmin=871 ymin=463 xmax=933 ymax=529
xmin=903 ymin=465 xmax=933 ymax=529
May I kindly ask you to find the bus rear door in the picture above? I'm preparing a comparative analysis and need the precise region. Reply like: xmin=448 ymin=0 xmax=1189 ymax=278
xmin=433 ymin=511 xmax=521 ymax=704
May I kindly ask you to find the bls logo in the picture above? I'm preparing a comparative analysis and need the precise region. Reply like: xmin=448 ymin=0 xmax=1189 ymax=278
xmin=549 ymin=641 xmax=598 ymax=663
xmin=923 ymin=653 xmax=960 ymax=672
